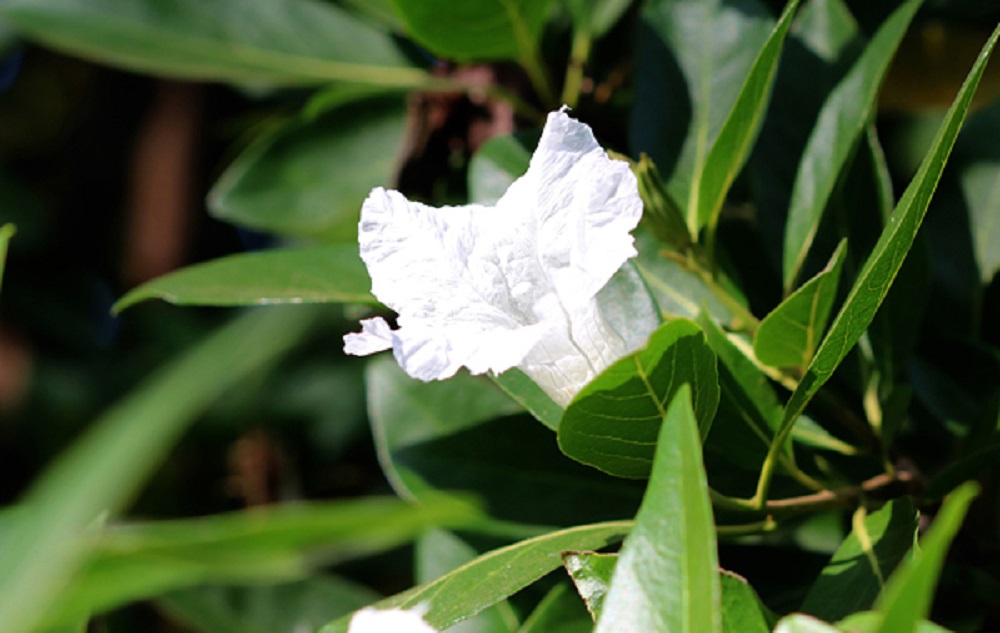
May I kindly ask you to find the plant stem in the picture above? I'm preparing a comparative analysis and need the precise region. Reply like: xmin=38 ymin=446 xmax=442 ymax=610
xmin=561 ymin=27 xmax=593 ymax=108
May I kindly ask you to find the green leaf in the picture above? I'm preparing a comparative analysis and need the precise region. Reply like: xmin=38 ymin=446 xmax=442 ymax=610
xmin=758 ymin=23 xmax=1000 ymax=504
xmin=389 ymin=0 xmax=554 ymax=61
xmin=558 ymin=318 xmax=719 ymax=479
xmin=566 ymin=553 xmax=773 ymax=632
xmin=517 ymin=583 xmax=593 ymax=633
xmin=873 ymin=482 xmax=979 ymax=632
xmin=754 ymin=240 xmax=847 ymax=368
xmin=468 ymin=131 xmax=533 ymax=205
xmin=635 ymin=156 xmax=693 ymax=252
xmin=595 ymin=385 xmax=722 ymax=633
xmin=696 ymin=0 xmax=800 ymax=231
xmin=0 ymin=306 xmax=319 ymax=633
xmin=953 ymin=99 xmax=1000 ymax=283
xmin=0 ymin=0 xmax=426 ymax=86
xmin=158 ymin=576 xmax=379 ymax=633
xmin=781 ymin=0 xmax=920 ymax=291
xmin=837 ymin=612 xmax=951 ymax=633
xmin=209 ymin=97 xmax=407 ymax=242
xmin=44 ymin=499 xmax=475 ymax=628
xmin=416 ymin=530 xmax=520 ymax=633
xmin=633 ymin=231 xmax=749 ymax=328
xmin=800 ymin=499 xmax=919 ymax=622
xmin=368 ymin=356 xmax=644 ymax=526
xmin=492 ymin=369 xmax=563 ymax=431
xmin=318 ymin=521 xmax=631 ymax=633
xmin=113 ymin=246 xmax=375 ymax=313
xmin=631 ymin=0 xmax=774 ymax=231
xmin=697 ymin=314 xmax=783 ymax=473
xmin=0 ymin=222 xmax=13 ymax=295
xmin=564 ymin=0 xmax=631 ymax=37
xmin=562 ymin=552 xmax=617 ymax=620
xmin=720 ymin=571 xmax=776 ymax=633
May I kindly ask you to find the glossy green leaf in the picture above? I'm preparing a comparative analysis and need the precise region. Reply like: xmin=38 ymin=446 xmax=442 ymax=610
xmin=566 ymin=552 xmax=772 ymax=632
xmin=873 ymin=482 xmax=979 ymax=633
xmin=517 ymin=583 xmax=592 ymax=633
xmin=754 ymin=240 xmax=847 ymax=368
xmin=838 ymin=612 xmax=951 ymax=633
xmin=44 ymin=499 xmax=475 ymax=628
xmin=0 ymin=0 xmax=426 ymax=86
xmin=595 ymin=385 xmax=722 ymax=633
xmin=563 ymin=552 xmax=617 ymax=620
xmin=389 ymin=0 xmax=554 ymax=61
xmin=759 ymin=24 xmax=1000 ymax=503
xmin=558 ymin=318 xmax=719 ymax=479
xmin=209 ymin=97 xmax=407 ymax=242
xmin=781 ymin=0 xmax=920 ymax=291
xmin=631 ymin=0 xmax=774 ymax=230
xmin=720 ymin=571 xmax=776 ymax=633
xmin=0 ymin=306 xmax=319 ymax=633
xmin=416 ymin=530 xmax=520 ymax=633
xmin=800 ymin=499 xmax=918 ymax=621
xmin=696 ymin=0 xmax=800 ymax=231
xmin=697 ymin=314 xmax=783 ymax=474
xmin=0 ymin=222 xmax=13 ymax=295
xmin=318 ymin=521 xmax=631 ymax=633
xmin=368 ymin=356 xmax=644 ymax=526
xmin=113 ymin=246 xmax=374 ymax=312
xmin=158 ymin=576 xmax=379 ymax=633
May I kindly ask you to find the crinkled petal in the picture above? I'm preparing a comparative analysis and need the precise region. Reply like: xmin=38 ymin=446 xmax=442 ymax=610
xmin=348 ymin=607 xmax=436 ymax=633
xmin=343 ymin=317 xmax=394 ymax=356
xmin=354 ymin=109 xmax=645 ymax=400
xmin=497 ymin=109 xmax=643 ymax=307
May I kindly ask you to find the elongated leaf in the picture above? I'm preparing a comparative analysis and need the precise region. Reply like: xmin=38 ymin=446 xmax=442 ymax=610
xmin=318 ymin=521 xmax=631 ymax=633
xmin=566 ymin=553 xmax=773 ymax=632
xmin=0 ymin=306 xmax=319 ymax=633
xmin=492 ymin=369 xmax=563 ymax=431
xmin=369 ymin=357 xmax=644 ymax=527
xmin=565 ymin=0 xmax=631 ymax=37
xmin=0 ymin=222 xmax=13 ymax=294
xmin=596 ymin=386 xmax=722 ymax=633
xmin=43 ymin=498 xmax=477 ymax=628
xmin=754 ymin=240 xmax=847 ymax=368
xmin=873 ymin=482 xmax=979 ymax=632
xmin=558 ymin=318 xmax=719 ymax=479
xmin=416 ymin=530 xmax=520 ymax=633
xmin=838 ymin=612 xmax=951 ymax=633
xmin=517 ymin=583 xmax=592 ymax=633
xmin=389 ymin=0 xmax=554 ymax=61
xmin=953 ymin=99 xmax=1000 ymax=283
xmin=0 ymin=0 xmax=426 ymax=86
xmin=158 ymin=576 xmax=379 ymax=633
xmin=800 ymin=499 xmax=918 ymax=621
xmin=696 ymin=0 xmax=800 ymax=231
xmin=209 ymin=97 xmax=407 ymax=242
xmin=635 ymin=156 xmax=693 ymax=251
xmin=773 ymin=614 xmax=840 ymax=633
xmin=468 ymin=132 xmax=533 ymax=205
xmin=631 ymin=0 xmax=774 ymax=230
xmin=759 ymin=24 xmax=1000 ymax=503
xmin=782 ymin=0 xmax=920 ymax=291
xmin=114 ymin=246 xmax=375 ymax=312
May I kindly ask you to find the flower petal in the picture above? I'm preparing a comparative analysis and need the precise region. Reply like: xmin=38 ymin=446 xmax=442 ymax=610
xmin=343 ymin=317 xmax=394 ymax=356
xmin=348 ymin=607 xmax=436 ymax=633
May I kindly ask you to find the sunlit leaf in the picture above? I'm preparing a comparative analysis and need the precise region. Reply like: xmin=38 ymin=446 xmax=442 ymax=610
xmin=558 ymin=319 xmax=719 ymax=479
xmin=0 ymin=0 xmax=425 ymax=86
xmin=595 ymin=386 xmax=722 ymax=633
xmin=114 ymin=246 xmax=375 ymax=313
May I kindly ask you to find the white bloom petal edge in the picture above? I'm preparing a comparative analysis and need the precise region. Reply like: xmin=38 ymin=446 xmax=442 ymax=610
xmin=344 ymin=109 xmax=648 ymax=406
xmin=347 ymin=607 xmax=436 ymax=633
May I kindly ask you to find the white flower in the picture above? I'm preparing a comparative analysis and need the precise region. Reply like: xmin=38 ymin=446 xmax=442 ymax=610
xmin=347 ymin=606 xmax=436 ymax=633
xmin=344 ymin=108 xmax=650 ymax=406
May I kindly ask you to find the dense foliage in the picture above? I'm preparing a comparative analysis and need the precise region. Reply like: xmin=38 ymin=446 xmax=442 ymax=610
xmin=0 ymin=0 xmax=999 ymax=632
